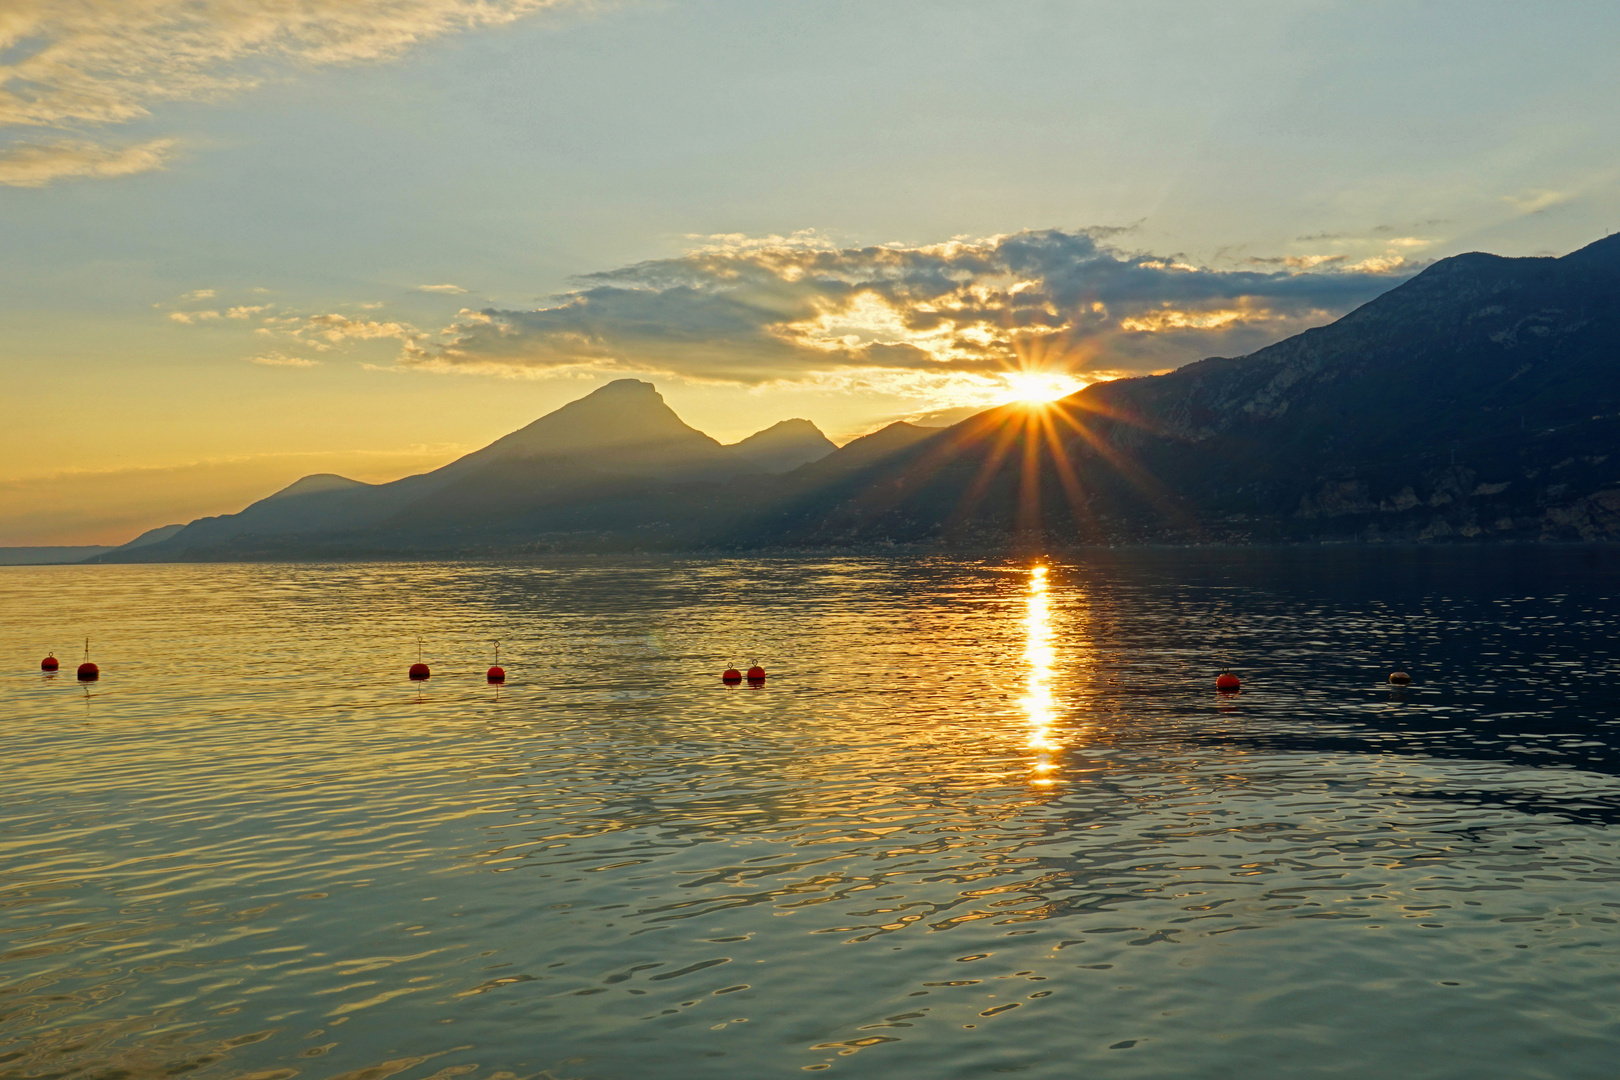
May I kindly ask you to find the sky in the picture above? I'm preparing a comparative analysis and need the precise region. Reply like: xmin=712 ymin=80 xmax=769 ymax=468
xmin=4 ymin=0 xmax=1620 ymax=545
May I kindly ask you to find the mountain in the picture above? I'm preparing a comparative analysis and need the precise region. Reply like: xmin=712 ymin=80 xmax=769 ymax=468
xmin=112 ymin=380 xmax=833 ymax=560
xmin=725 ymin=419 xmax=836 ymax=474
xmin=450 ymin=379 xmax=739 ymax=478
xmin=735 ymin=232 xmax=1620 ymax=546
xmin=0 ymin=523 xmax=181 ymax=566
xmin=793 ymin=422 xmax=937 ymax=478
xmin=121 ymin=523 xmax=187 ymax=548
xmin=0 ymin=546 xmax=116 ymax=566
xmin=262 ymin=475 xmax=365 ymax=501
xmin=105 ymin=232 xmax=1620 ymax=560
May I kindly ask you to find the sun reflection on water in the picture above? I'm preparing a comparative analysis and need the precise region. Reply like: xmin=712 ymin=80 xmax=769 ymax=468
xmin=1021 ymin=564 xmax=1059 ymax=784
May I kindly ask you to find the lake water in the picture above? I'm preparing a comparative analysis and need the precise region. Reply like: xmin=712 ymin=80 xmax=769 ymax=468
xmin=4 ymin=549 xmax=1620 ymax=1079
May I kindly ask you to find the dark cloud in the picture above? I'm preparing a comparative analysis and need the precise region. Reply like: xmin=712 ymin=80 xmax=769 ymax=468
xmin=409 ymin=229 xmax=1417 ymax=390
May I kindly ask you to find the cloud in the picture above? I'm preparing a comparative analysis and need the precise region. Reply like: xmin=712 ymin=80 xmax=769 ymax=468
xmin=416 ymin=283 xmax=467 ymax=294
xmin=250 ymin=350 xmax=320 ymax=368
xmin=183 ymin=288 xmax=216 ymax=300
xmin=1118 ymin=302 xmax=1275 ymax=333
xmin=167 ymin=308 xmax=220 ymax=323
xmin=235 ymin=311 xmax=426 ymax=365
xmin=227 ymin=304 xmax=271 ymax=318
xmin=0 ymin=0 xmax=579 ymax=128
xmin=1504 ymin=190 xmax=1568 ymax=215
xmin=1342 ymin=254 xmax=1414 ymax=274
xmin=0 ymin=136 xmax=174 ymax=186
xmin=0 ymin=0 xmax=576 ymax=185
xmin=399 ymin=228 xmax=1414 ymax=395
xmin=302 ymin=313 xmax=423 ymax=345
xmin=1246 ymin=253 xmax=1347 ymax=270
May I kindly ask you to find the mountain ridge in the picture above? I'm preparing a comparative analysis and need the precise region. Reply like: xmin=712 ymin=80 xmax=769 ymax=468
xmin=107 ymin=380 xmax=837 ymax=558
xmin=101 ymin=232 xmax=1620 ymax=560
xmin=751 ymin=232 xmax=1620 ymax=547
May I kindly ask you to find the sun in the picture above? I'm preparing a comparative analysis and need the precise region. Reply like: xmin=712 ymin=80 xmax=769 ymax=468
xmin=1003 ymin=370 xmax=1083 ymax=406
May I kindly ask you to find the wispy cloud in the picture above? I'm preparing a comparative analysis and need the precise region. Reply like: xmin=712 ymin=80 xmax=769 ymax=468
xmin=0 ymin=0 xmax=577 ymax=185
xmin=250 ymin=350 xmax=320 ymax=368
xmin=415 ymin=283 xmax=466 ymax=294
xmin=225 ymin=310 xmax=425 ymax=366
xmin=0 ymin=136 xmax=173 ymax=187
xmin=1504 ymin=190 xmax=1569 ymax=215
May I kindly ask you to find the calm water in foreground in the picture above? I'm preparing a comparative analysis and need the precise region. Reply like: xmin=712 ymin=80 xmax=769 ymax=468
xmin=3 ymin=549 xmax=1620 ymax=1079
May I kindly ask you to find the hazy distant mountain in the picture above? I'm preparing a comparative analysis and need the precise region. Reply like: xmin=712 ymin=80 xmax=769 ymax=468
xmin=112 ymin=380 xmax=832 ymax=559
xmin=0 ymin=546 xmax=116 ymax=566
xmin=121 ymin=523 xmax=187 ymax=548
xmin=725 ymin=419 xmax=836 ymax=474
xmin=262 ymin=475 xmax=366 ymax=501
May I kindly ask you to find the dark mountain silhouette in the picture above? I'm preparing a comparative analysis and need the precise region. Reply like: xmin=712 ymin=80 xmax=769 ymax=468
xmin=122 ymin=523 xmax=186 ymax=549
xmin=795 ymin=422 xmax=938 ymax=478
xmin=264 ymin=474 xmax=366 ymax=501
xmin=737 ymin=232 xmax=1620 ymax=547
xmin=106 ymin=232 xmax=1620 ymax=561
xmin=451 ymin=379 xmax=739 ymax=478
xmin=725 ymin=419 xmax=837 ymax=474
xmin=112 ymin=380 xmax=834 ymax=559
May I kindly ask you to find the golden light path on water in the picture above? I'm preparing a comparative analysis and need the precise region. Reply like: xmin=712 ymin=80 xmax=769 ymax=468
xmin=1022 ymin=564 xmax=1059 ymax=784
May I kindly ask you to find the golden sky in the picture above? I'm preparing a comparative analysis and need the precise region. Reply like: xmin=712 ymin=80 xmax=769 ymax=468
xmin=5 ymin=1 xmax=1619 ymax=544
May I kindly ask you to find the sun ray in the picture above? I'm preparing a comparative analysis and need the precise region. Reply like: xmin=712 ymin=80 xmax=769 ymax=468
xmin=947 ymin=408 xmax=1027 ymax=530
xmin=1037 ymin=409 xmax=1100 ymax=541
xmin=1044 ymin=399 xmax=1200 ymax=535
xmin=1017 ymin=408 xmax=1043 ymax=538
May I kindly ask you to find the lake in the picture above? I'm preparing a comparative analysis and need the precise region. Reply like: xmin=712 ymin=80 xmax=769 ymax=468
xmin=3 ymin=549 xmax=1620 ymax=1079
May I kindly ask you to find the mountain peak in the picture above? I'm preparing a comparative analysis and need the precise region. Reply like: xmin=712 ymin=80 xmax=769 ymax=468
xmin=588 ymin=378 xmax=661 ymax=398
xmin=266 ymin=473 xmax=367 ymax=501
xmin=732 ymin=418 xmax=824 ymax=442
xmin=462 ymin=378 xmax=730 ymax=475
xmin=726 ymin=418 xmax=836 ymax=473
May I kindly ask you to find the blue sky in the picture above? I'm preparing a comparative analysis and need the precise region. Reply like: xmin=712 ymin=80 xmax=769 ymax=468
xmin=4 ymin=0 xmax=1619 ymax=543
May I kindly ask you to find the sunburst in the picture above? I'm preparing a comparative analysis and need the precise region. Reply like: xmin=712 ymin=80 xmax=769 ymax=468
xmin=1002 ymin=370 xmax=1083 ymax=405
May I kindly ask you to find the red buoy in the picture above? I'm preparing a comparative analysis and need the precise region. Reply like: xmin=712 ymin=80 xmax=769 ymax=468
xmin=1216 ymin=671 xmax=1241 ymax=692
xmin=746 ymin=665 xmax=766 ymax=683
xmin=722 ymin=667 xmax=742 ymax=683
xmin=487 ymin=666 xmax=505 ymax=683
xmin=75 ymin=639 xmax=97 ymax=681
xmin=408 ymin=635 xmax=430 ymax=680
xmin=41 ymin=654 xmax=58 ymax=671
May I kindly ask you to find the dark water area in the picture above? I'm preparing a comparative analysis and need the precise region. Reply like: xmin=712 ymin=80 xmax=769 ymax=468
xmin=3 ymin=548 xmax=1620 ymax=1079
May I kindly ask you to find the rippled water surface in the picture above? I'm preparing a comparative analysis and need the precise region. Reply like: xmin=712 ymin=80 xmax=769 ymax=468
xmin=5 ymin=549 xmax=1620 ymax=1079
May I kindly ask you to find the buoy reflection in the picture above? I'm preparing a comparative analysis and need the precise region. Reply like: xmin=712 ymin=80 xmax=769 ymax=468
xmin=1022 ymin=564 xmax=1058 ymax=784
